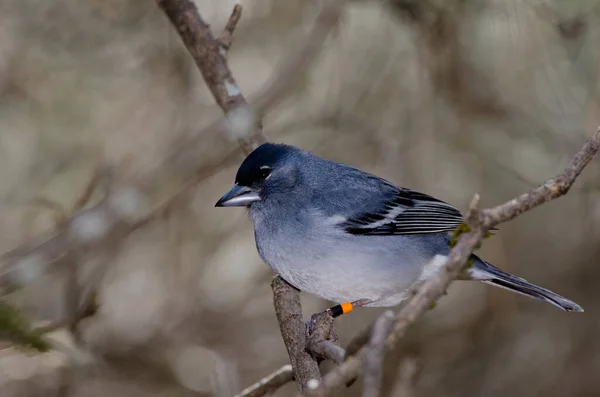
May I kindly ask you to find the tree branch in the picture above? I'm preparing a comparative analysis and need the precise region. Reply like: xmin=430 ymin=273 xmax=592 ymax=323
xmin=388 ymin=357 xmax=419 ymax=397
xmin=271 ymin=276 xmax=321 ymax=391
xmin=232 ymin=364 xmax=294 ymax=397
xmin=362 ymin=311 xmax=395 ymax=397
xmin=308 ymin=339 xmax=346 ymax=366
xmin=218 ymin=4 xmax=243 ymax=51
xmin=156 ymin=0 xmax=266 ymax=153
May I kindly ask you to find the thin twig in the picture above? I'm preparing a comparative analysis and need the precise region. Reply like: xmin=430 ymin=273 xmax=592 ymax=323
xmin=0 ymin=298 xmax=97 ymax=352
xmin=132 ymin=148 xmax=241 ymax=231
xmin=362 ymin=310 xmax=395 ymax=397
xmin=388 ymin=357 xmax=420 ymax=397
xmin=309 ymin=340 xmax=346 ymax=365
xmin=72 ymin=164 xmax=104 ymax=212
xmin=232 ymin=364 xmax=294 ymax=397
xmin=219 ymin=4 xmax=243 ymax=51
xmin=345 ymin=322 xmax=374 ymax=359
xmin=27 ymin=197 xmax=68 ymax=228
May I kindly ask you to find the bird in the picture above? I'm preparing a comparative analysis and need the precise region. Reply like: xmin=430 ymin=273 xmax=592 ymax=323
xmin=215 ymin=142 xmax=584 ymax=318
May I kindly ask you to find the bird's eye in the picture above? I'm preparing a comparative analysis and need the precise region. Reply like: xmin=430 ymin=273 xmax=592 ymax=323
xmin=258 ymin=166 xmax=271 ymax=180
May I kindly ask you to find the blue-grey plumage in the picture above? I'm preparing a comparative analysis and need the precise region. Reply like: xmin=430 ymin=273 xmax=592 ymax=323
xmin=216 ymin=143 xmax=583 ymax=312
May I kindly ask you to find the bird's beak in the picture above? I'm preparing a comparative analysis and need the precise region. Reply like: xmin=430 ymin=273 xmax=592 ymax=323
xmin=215 ymin=184 xmax=260 ymax=207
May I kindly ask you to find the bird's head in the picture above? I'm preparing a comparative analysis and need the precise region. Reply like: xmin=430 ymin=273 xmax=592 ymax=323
xmin=215 ymin=142 xmax=303 ymax=207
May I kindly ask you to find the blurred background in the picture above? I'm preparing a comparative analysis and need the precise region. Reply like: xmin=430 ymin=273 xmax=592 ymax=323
xmin=0 ymin=0 xmax=599 ymax=396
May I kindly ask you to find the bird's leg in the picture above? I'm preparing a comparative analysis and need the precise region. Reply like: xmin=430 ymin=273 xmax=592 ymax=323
xmin=328 ymin=298 xmax=373 ymax=318
xmin=306 ymin=311 xmax=338 ymax=342
xmin=306 ymin=299 xmax=373 ymax=339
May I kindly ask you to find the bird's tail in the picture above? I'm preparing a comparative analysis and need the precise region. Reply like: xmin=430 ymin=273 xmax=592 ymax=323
xmin=468 ymin=258 xmax=584 ymax=312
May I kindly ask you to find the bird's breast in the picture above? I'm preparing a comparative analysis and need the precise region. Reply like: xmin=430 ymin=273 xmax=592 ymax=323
xmin=251 ymin=211 xmax=432 ymax=305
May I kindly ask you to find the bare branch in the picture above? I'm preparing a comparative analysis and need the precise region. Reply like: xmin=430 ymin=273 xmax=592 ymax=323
xmin=26 ymin=197 xmax=68 ymax=228
xmin=0 ymin=289 xmax=97 ymax=352
xmin=219 ymin=4 xmax=243 ymax=51
xmin=232 ymin=364 xmax=294 ymax=397
xmin=271 ymin=276 xmax=321 ymax=391
xmin=362 ymin=311 xmax=395 ymax=397
xmin=156 ymin=0 xmax=266 ymax=153
xmin=388 ymin=357 xmax=420 ymax=397
xmin=309 ymin=340 xmax=346 ymax=366
xmin=132 ymin=149 xmax=241 ymax=231
xmin=344 ymin=322 xmax=374 ymax=359
xmin=71 ymin=163 xmax=112 ymax=212
xmin=480 ymin=129 xmax=600 ymax=226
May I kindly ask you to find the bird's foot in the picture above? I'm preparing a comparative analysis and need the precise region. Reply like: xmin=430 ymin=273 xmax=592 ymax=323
xmin=305 ymin=299 xmax=374 ymax=341
xmin=306 ymin=311 xmax=338 ymax=342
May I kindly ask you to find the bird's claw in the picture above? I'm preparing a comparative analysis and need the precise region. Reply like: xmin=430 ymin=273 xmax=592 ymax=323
xmin=306 ymin=311 xmax=338 ymax=342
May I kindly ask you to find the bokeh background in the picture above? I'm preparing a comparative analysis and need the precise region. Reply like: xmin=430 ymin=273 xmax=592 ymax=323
xmin=0 ymin=0 xmax=599 ymax=396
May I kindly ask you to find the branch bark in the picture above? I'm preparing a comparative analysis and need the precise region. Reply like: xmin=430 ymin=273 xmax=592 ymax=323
xmin=232 ymin=364 xmax=294 ymax=397
xmin=388 ymin=357 xmax=419 ymax=397
xmin=362 ymin=311 xmax=395 ymax=397
xmin=308 ymin=339 xmax=346 ymax=366
xmin=156 ymin=0 xmax=266 ymax=153
xmin=271 ymin=276 xmax=321 ymax=391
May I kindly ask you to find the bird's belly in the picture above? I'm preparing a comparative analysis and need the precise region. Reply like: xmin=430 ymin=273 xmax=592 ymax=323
xmin=256 ymin=232 xmax=434 ymax=306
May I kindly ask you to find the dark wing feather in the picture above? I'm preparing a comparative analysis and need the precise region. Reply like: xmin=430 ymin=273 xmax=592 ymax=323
xmin=340 ymin=188 xmax=467 ymax=236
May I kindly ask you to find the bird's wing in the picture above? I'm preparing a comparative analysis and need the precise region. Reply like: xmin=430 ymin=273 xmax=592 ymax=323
xmin=338 ymin=187 xmax=466 ymax=236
